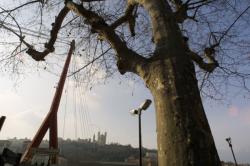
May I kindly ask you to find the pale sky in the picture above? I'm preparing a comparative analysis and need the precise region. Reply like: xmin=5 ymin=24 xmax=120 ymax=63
xmin=0 ymin=67 xmax=250 ymax=163
xmin=0 ymin=69 xmax=156 ymax=147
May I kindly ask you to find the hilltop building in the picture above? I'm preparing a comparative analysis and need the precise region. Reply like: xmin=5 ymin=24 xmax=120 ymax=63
xmin=93 ymin=132 xmax=107 ymax=145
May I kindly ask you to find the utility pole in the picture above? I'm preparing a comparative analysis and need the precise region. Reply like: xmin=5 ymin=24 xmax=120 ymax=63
xmin=226 ymin=137 xmax=238 ymax=166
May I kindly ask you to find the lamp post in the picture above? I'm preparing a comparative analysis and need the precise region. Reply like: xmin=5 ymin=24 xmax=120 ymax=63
xmin=226 ymin=137 xmax=238 ymax=166
xmin=130 ymin=99 xmax=152 ymax=166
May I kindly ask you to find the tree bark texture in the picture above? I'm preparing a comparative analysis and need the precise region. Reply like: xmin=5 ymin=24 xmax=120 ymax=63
xmin=132 ymin=0 xmax=222 ymax=165
xmin=142 ymin=57 xmax=221 ymax=166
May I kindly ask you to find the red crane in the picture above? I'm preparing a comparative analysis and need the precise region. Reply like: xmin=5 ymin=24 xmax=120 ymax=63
xmin=20 ymin=40 xmax=75 ymax=164
xmin=0 ymin=116 xmax=6 ymax=132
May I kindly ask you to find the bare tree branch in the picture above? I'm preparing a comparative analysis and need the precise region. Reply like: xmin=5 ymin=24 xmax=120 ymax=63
xmin=216 ymin=5 xmax=250 ymax=45
xmin=110 ymin=3 xmax=137 ymax=36
xmin=0 ymin=0 xmax=42 ymax=14
xmin=66 ymin=1 xmax=146 ymax=75
xmin=188 ymin=49 xmax=219 ymax=72
xmin=26 ymin=6 xmax=70 ymax=61
xmin=68 ymin=47 xmax=112 ymax=77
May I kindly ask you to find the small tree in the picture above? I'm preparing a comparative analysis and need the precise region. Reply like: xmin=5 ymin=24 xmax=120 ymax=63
xmin=1 ymin=0 xmax=250 ymax=165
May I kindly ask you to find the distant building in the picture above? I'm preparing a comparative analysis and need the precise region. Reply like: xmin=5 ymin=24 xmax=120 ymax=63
xmin=5 ymin=138 xmax=25 ymax=153
xmin=125 ymin=155 xmax=157 ymax=166
xmin=77 ymin=138 xmax=92 ymax=143
xmin=0 ymin=140 xmax=11 ymax=152
xmin=22 ymin=140 xmax=31 ymax=152
xmin=144 ymin=152 xmax=158 ymax=166
xmin=145 ymin=152 xmax=157 ymax=159
xmin=93 ymin=132 xmax=107 ymax=145
xmin=221 ymin=161 xmax=250 ymax=166
xmin=0 ymin=138 xmax=31 ymax=154
xmin=93 ymin=134 xmax=96 ymax=143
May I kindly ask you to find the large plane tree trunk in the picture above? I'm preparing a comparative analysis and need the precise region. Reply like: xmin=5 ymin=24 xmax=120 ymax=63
xmin=142 ymin=57 xmax=221 ymax=166
xmin=132 ymin=0 xmax=222 ymax=165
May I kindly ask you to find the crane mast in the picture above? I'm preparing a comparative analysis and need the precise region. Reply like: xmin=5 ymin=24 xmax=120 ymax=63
xmin=20 ymin=40 xmax=75 ymax=165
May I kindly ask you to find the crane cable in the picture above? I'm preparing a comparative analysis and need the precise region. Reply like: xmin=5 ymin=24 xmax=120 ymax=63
xmin=60 ymin=53 xmax=93 ymax=141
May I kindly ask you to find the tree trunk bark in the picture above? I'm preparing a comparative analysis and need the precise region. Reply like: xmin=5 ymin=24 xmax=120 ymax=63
xmin=129 ymin=0 xmax=222 ymax=165
xmin=143 ymin=57 xmax=221 ymax=166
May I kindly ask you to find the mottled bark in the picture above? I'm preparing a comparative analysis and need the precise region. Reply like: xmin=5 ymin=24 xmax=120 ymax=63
xmin=140 ymin=55 xmax=221 ymax=166
xmin=131 ymin=0 xmax=222 ymax=165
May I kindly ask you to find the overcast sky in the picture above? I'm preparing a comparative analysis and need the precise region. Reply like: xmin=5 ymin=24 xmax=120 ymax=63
xmin=0 ymin=67 xmax=250 ymax=163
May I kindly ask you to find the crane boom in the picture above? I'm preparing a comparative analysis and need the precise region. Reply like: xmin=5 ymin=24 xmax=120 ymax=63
xmin=20 ymin=40 xmax=75 ymax=164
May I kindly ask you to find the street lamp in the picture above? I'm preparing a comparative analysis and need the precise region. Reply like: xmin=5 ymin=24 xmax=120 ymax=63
xmin=130 ymin=99 xmax=152 ymax=166
xmin=226 ymin=137 xmax=238 ymax=166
